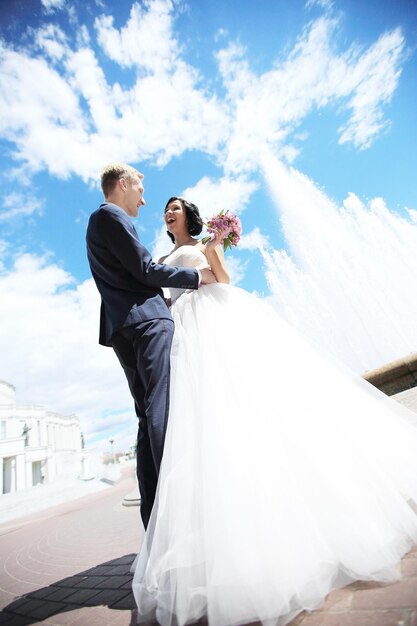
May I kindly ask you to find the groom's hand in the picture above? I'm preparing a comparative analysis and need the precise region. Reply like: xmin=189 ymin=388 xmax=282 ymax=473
xmin=199 ymin=267 xmax=217 ymax=285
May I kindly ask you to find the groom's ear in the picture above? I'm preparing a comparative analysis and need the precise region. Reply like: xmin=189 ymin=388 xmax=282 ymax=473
xmin=119 ymin=177 xmax=128 ymax=192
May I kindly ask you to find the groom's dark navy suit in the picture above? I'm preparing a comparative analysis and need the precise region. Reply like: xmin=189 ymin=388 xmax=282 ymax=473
xmin=87 ymin=202 xmax=199 ymax=528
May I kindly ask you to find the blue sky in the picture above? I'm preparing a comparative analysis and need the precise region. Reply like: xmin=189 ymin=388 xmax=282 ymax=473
xmin=1 ymin=0 xmax=417 ymax=452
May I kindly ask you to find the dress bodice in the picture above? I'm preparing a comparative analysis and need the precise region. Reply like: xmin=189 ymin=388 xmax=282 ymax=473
xmin=163 ymin=245 xmax=208 ymax=302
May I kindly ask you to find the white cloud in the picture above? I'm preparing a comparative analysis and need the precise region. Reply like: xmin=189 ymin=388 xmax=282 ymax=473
xmin=95 ymin=0 xmax=178 ymax=74
xmin=181 ymin=175 xmax=259 ymax=217
xmin=65 ymin=47 xmax=118 ymax=133
xmin=215 ymin=28 xmax=228 ymax=42
xmin=239 ymin=227 xmax=270 ymax=251
xmin=0 ymin=1 xmax=228 ymax=181
xmin=407 ymin=208 xmax=417 ymax=223
xmin=77 ymin=24 xmax=91 ymax=47
xmin=0 ymin=253 xmax=137 ymax=450
xmin=338 ymin=29 xmax=404 ymax=149
xmin=41 ymin=0 xmax=66 ymax=13
xmin=0 ymin=193 xmax=44 ymax=222
xmin=34 ymin=23 xmax=69 ymax=61
xmin=0 ymin=3 xmax=406 ymax=187
xmin=0 ymin=240 xmax=9 ymax=271
xmin=216 ymin=16 xmax=405 ymax=173
xmin=151 ymin=223 xmax=173 ymax=264
xmin=305 ymin=0 xmax=334 ymax=10
xmin=224 ymin=256 xmax=248 ymax=286
xmin=0 ymin=41 xmax=87 ymax=178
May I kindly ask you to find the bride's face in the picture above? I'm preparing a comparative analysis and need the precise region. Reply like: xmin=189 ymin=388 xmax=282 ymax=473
xmin=164 ymin=200 xmax=188 ymax=237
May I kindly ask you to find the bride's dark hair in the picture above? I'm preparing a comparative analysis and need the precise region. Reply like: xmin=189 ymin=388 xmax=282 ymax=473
xmin=165 ymin=197 xmax=204 ymax=243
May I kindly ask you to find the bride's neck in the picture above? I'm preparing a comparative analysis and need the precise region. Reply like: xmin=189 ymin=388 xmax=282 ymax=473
xmin=173 ymin=234 xmax=197 ymax=248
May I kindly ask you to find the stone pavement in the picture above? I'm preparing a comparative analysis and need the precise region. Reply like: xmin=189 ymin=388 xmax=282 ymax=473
xmin=1 ymin=465 xmax=417 ymax=625
xmin=0 ymin=465 xmax=140 ymax=625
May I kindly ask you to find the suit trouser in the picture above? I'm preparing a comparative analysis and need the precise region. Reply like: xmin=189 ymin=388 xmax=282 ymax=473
xmin=111 ymin=318 xmax=174 ymax=529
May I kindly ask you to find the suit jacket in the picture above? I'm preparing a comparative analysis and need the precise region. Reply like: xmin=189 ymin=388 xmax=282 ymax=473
xmin=86 ymin=202 xmax=199 ymax=346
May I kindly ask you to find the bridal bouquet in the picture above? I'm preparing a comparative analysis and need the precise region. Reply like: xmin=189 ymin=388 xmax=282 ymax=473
xmin=202 ymin=210 xmax=242 ymax=252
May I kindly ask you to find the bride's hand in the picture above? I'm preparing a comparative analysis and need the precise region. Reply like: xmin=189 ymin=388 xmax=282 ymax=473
xmin=203 ymin=228 xmax=230 ymax=284
xmin=205 ymin=227 xmax=226 ymax=250
xmin=200 ymin=267 xmax=217 ymax=284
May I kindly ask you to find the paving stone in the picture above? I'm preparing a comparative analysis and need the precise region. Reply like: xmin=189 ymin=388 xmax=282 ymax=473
xmin=31 ymin=587 xmax=80 ymax=603
xmin=4 ymin=582 xmax=42 ymax=597
xmin=111 ymin=555 xmax=136 ymax=566
xmin=20 ymin=586 xmax=61 ymax=601
xmin=66 ymin=606 xmax=126 ymax=626
xmin=82 ymin=565 xmax=113 ymax=576
xmin=94 ymin=575 xmax=133 ymax=590
xmin=91 ymin=589 xmax=134 ymax=608
xmin=72 ymin=575 xmax=108 ymax=589
xmin=298 ymin=609 xmax=411 ymax=625
xmin=108 ymin=610 xmax=137 ymax=626
xmin=288 ymin=613 xmax=307 ymax=626
xmin=110 ymin=592 xmax=136 ymax=610
xmin=402 ymin=559 xmax=417 ymax=577
xmin=21 ymin=601 xmax=69 ymax=620
xmin=351 ymin=580 xmax=391 ymax=591
xmin=62 ymin=587 xmax=103 ymax=605
xmin=54 ymin=577 xmax=87 ymax=589
xmin=106 ymin=565 xmax=133 ymax=576
xmin=41 ymin=607 xmax=87 ymax=625
xmin=352 ymin=578 xmax=417 ymax=610
xmin=2 ymin=598 xmax=37 ymax=617
xmin=0 ymin=613 xmax=34 ymax=625
xmin=320 ymin=587 xmax=354 ymax=611
xmin=82 ymin=591 xmax=115 ymax=607
xmin=121 ymin=579 xmax=134 ymax=590
xmin=406 ymin=550 xmax=417 ymax=560
xmin=0 ymin=612 xmax=22 ymax=625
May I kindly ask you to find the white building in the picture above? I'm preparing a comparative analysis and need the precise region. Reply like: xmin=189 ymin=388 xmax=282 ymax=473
xmin=0 ymin=380 xmax=82 ymax=495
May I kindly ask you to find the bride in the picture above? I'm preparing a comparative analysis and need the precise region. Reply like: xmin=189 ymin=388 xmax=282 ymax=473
xmin=132 ymin=196 xmax=417 ymax=626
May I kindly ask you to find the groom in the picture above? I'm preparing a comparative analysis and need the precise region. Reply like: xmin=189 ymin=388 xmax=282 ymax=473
xmin=86 ymin=163 xmax=215 ymax=528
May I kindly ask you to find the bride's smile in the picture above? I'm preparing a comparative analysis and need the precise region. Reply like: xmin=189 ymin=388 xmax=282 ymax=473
xmin=164 ymin=199 xmax=186 ymax=235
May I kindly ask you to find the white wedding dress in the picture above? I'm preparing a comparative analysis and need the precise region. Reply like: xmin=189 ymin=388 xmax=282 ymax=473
xmin=132 ymin=245 xmax=417 ymax=626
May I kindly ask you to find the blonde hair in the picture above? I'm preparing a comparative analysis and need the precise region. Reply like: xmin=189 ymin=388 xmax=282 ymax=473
xmin=101 ymin=163 xmax=144 ymax=197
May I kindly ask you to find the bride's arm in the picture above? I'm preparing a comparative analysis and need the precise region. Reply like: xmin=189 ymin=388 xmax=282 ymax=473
xmin=203 ymin=230 xmax=230 ymax=284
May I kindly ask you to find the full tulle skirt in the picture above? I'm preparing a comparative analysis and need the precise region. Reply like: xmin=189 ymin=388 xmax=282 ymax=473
xmin=132 ymin=284 xmax=417 ymax=626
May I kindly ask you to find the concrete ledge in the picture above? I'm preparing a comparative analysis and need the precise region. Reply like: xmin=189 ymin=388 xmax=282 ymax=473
xmin=363 ymin=352 xmax=417 ymax=396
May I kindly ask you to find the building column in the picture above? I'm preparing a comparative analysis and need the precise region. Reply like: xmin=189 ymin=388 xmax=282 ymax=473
xmin=26 ymin=458 xmax=32 ymax=488
xmin=10 ymin=458 xmax=16 ymax=492
xmin=16 ymin=454 xmax=26 ymax=491
xmin=46 ymin=455 xmax=55 ymax=483
xmin=0 ymin=457 xmax=3 ymax=495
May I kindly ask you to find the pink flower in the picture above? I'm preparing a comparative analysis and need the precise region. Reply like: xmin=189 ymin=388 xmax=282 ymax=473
xmin=202 ymin=210 xmax=242 ymax=251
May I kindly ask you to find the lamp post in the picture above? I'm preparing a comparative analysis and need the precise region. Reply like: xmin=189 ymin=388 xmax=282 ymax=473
xmin=109 ymin=438 xmax=115 ymax=463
